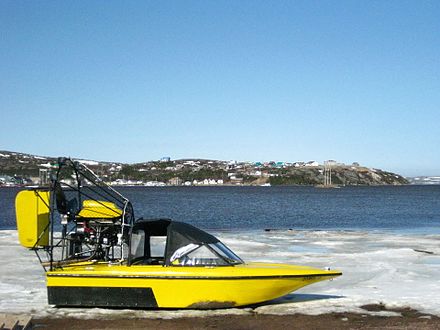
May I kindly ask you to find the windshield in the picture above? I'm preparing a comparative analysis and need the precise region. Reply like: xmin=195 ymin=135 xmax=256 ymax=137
xmin=169 ymin=242 xmax=243 ymax=266
xmin=209 ymin=242 xmax=243 ymax=265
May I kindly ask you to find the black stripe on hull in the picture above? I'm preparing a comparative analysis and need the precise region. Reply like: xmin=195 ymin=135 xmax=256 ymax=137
xmin=48 ymin=286 xmax=158 ymax=308
xmin=47 ymin=273 xmax=341 ymax=280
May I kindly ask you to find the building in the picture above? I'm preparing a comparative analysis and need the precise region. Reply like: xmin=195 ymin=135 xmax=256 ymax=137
xmin=168 ymin=177 xmax=182 ymax=186
xmin=305 ymin=161 xmax=319 ymax=167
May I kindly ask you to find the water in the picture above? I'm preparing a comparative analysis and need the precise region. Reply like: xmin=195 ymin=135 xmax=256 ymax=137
xmin=2 ymin=185 xmax=440 ymax=232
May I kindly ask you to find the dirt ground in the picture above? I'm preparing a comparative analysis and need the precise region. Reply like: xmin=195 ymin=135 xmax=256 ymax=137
xmin=32 ymin=305 xmax=440 ymax=330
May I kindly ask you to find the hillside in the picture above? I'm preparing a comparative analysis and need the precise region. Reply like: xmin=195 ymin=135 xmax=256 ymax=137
xmin=0 ymin=150 xmax=409 ymax=186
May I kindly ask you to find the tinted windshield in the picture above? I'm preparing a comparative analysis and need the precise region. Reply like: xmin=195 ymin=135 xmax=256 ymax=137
xmin=169 ymin=242 xmax=243 ymax=266
xmin=209 ymin=242 xmax=243 ymax=265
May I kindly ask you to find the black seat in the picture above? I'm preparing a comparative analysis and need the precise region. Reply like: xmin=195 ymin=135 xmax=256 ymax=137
xmin=54 ymin=182 xmax=78 ymax=216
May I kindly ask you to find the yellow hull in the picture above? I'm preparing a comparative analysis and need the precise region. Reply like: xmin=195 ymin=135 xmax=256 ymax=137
xmin=46 ymin=262 xmax=341 ymax=308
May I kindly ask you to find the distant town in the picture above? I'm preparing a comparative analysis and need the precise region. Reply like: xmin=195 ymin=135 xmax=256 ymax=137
xmin=0 ymin=150 xmax=424 ymax=187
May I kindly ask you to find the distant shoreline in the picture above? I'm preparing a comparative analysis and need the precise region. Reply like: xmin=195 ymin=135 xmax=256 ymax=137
xmin=1 ymin=150 xmax=409 ymax=186
xmin=3 ymin=183 xmax=440 ymax=189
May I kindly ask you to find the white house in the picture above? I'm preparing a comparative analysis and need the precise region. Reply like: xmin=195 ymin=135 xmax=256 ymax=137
xmin=305 ymin=161 xmax=319 ymax=167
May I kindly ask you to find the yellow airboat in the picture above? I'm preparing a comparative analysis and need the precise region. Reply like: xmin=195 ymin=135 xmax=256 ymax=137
xmin=16 ymin=158 xmax=341 ymax=308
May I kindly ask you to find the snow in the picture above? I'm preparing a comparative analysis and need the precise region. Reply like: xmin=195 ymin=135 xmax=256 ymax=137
xmin=75 ymin=159 xmax=99 ymax=166
xmin=39 ymin=162 xmax=52 ymax=168
xmin=1 ymin=229 xmax=439 ymax=318
xmin=222 ymin=230 xmax=440 ymax=316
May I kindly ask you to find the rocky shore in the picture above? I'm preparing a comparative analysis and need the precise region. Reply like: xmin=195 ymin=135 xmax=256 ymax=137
xmin=0 ymin=150 xmax=408 ymax=186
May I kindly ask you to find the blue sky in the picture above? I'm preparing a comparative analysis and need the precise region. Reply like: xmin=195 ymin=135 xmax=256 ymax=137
xmin=1 ymin=1 xmax=439 ymax=176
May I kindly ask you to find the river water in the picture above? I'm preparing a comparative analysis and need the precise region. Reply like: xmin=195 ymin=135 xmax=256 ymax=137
xmin=1 ymin=185 xmax=439 ymax=232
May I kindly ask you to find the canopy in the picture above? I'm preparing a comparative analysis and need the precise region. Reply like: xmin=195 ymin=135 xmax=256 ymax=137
xmin=130 ymin=219 xmax=225 ymax=266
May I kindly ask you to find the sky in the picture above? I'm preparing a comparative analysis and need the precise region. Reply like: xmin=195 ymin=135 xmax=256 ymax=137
xmin=1 ymin=1 xmax=439 ymax=176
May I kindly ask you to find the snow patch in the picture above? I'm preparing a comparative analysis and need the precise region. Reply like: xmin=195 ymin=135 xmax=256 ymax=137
xmin=75 ymin=159 xmax=100 ymax=166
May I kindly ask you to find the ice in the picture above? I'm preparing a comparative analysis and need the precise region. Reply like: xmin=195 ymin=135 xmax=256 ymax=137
xmin=1 ymin=229 xmax=440 ymax=318
xmin=220 ymin=230 xmax=440 ymax=316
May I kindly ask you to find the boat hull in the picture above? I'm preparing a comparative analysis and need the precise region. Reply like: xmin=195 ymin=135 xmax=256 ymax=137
xmin=46 ymin=262 xmax=341 ymax=308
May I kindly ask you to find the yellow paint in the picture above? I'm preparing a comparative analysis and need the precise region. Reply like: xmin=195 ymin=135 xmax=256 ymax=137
xmin=47 ymin=262 xmax=341 ymax=308
xmin=77 ymin=200 xmax=122 ymax=218
xmin=15 ymin=190 xmax=50 ymax=248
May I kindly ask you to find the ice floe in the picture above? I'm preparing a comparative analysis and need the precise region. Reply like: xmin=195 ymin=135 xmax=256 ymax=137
xmin=0 ymin=229 xmax=439 ymax=318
